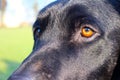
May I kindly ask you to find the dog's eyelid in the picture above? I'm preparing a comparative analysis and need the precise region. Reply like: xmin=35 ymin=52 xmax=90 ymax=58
xmin=33 ymin=25 xmax=40 ymax=32
xmin=71 ymin=23 xmax=101 ymax=43
xmin=34 ymin=27 xmax=41 ymax=34
xmin=70 ymin=18 xmax=100 ymax=43
xmin=80 ymin=24 xmax=99 ymax=33
xmin=78 ymin=24 xmax=101 ymax=42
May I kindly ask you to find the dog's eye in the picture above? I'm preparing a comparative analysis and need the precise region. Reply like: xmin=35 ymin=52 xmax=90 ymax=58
xmin=34 ymin=28 xmax=41 ymax=37
xmin=81 ymin=25 xmax=95 ymax=38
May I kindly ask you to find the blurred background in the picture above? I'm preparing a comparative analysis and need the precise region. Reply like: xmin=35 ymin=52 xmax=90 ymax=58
xmin=0 ymin=0 xmax=55 ymax=80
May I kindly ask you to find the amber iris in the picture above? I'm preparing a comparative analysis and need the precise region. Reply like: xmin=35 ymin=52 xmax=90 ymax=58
xmin=81 ymin=27 xmax=94 ymax=38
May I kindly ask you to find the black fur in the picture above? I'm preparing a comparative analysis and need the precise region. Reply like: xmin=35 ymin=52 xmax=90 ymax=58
xmin=8 ymin=0 xmax=120 ymax=80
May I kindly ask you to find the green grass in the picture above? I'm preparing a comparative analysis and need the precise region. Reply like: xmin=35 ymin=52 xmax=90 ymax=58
xmin=0 ymin=27 xmax=34 ymax=80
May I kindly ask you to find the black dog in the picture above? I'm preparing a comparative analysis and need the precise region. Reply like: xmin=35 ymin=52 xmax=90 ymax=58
xmin=8 ymin=0 xmax=120 ymax=80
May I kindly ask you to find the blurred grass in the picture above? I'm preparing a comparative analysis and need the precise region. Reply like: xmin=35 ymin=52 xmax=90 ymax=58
xmin=0 ymin=27 xmax=34 ymax=80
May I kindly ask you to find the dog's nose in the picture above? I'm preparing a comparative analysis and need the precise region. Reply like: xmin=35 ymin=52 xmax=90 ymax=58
xmin=8 ymin=75 xmax=30 ymax=80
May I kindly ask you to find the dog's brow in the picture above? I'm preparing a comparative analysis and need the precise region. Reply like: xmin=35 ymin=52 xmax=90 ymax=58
xmin=38 ymin=11 xmax=50 ymax=20
xmin=66 ymin=5 xmax=90 ymax=17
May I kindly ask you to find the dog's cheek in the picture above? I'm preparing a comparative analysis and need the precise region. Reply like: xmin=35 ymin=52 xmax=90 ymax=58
xmin=81 ymin=39 xmax=117 ymax=75
xmin=107 ymin=28 xmax=120 ymax=52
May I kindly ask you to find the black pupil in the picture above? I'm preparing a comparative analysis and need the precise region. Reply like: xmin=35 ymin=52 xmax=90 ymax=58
xmin=85 ymin=27 xmax=90 ymax=32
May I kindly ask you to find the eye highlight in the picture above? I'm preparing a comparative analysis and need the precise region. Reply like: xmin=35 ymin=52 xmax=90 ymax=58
xmin=81 ymin=26 xmax=95 ymax=38
xmin=34 ymin=28 xmax=41 ymax=38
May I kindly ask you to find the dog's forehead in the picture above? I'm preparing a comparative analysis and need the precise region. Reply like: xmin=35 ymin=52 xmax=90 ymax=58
xmin=37 ymin=0 xmax=112 ymax=20
xmin=37 ymin=0 xmax=68 ymax=18
xmin=36 ymin=0 xmax=120 ymax=31
xmin=38 ymin=0 xmax=106 ymax=15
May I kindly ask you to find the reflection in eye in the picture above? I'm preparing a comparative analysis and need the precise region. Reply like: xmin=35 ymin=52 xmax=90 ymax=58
xmin=37 ymin=28 xmax=41 ymax=33
xmin=81 ymin=26 xmax=95 ymax=38
xmin=34 ymin=28 xmax=41 ymax=38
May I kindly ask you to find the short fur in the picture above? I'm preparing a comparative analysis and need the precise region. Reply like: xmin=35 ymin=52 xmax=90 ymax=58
xmin=8 ymin=0 xmax=120 ymax=80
